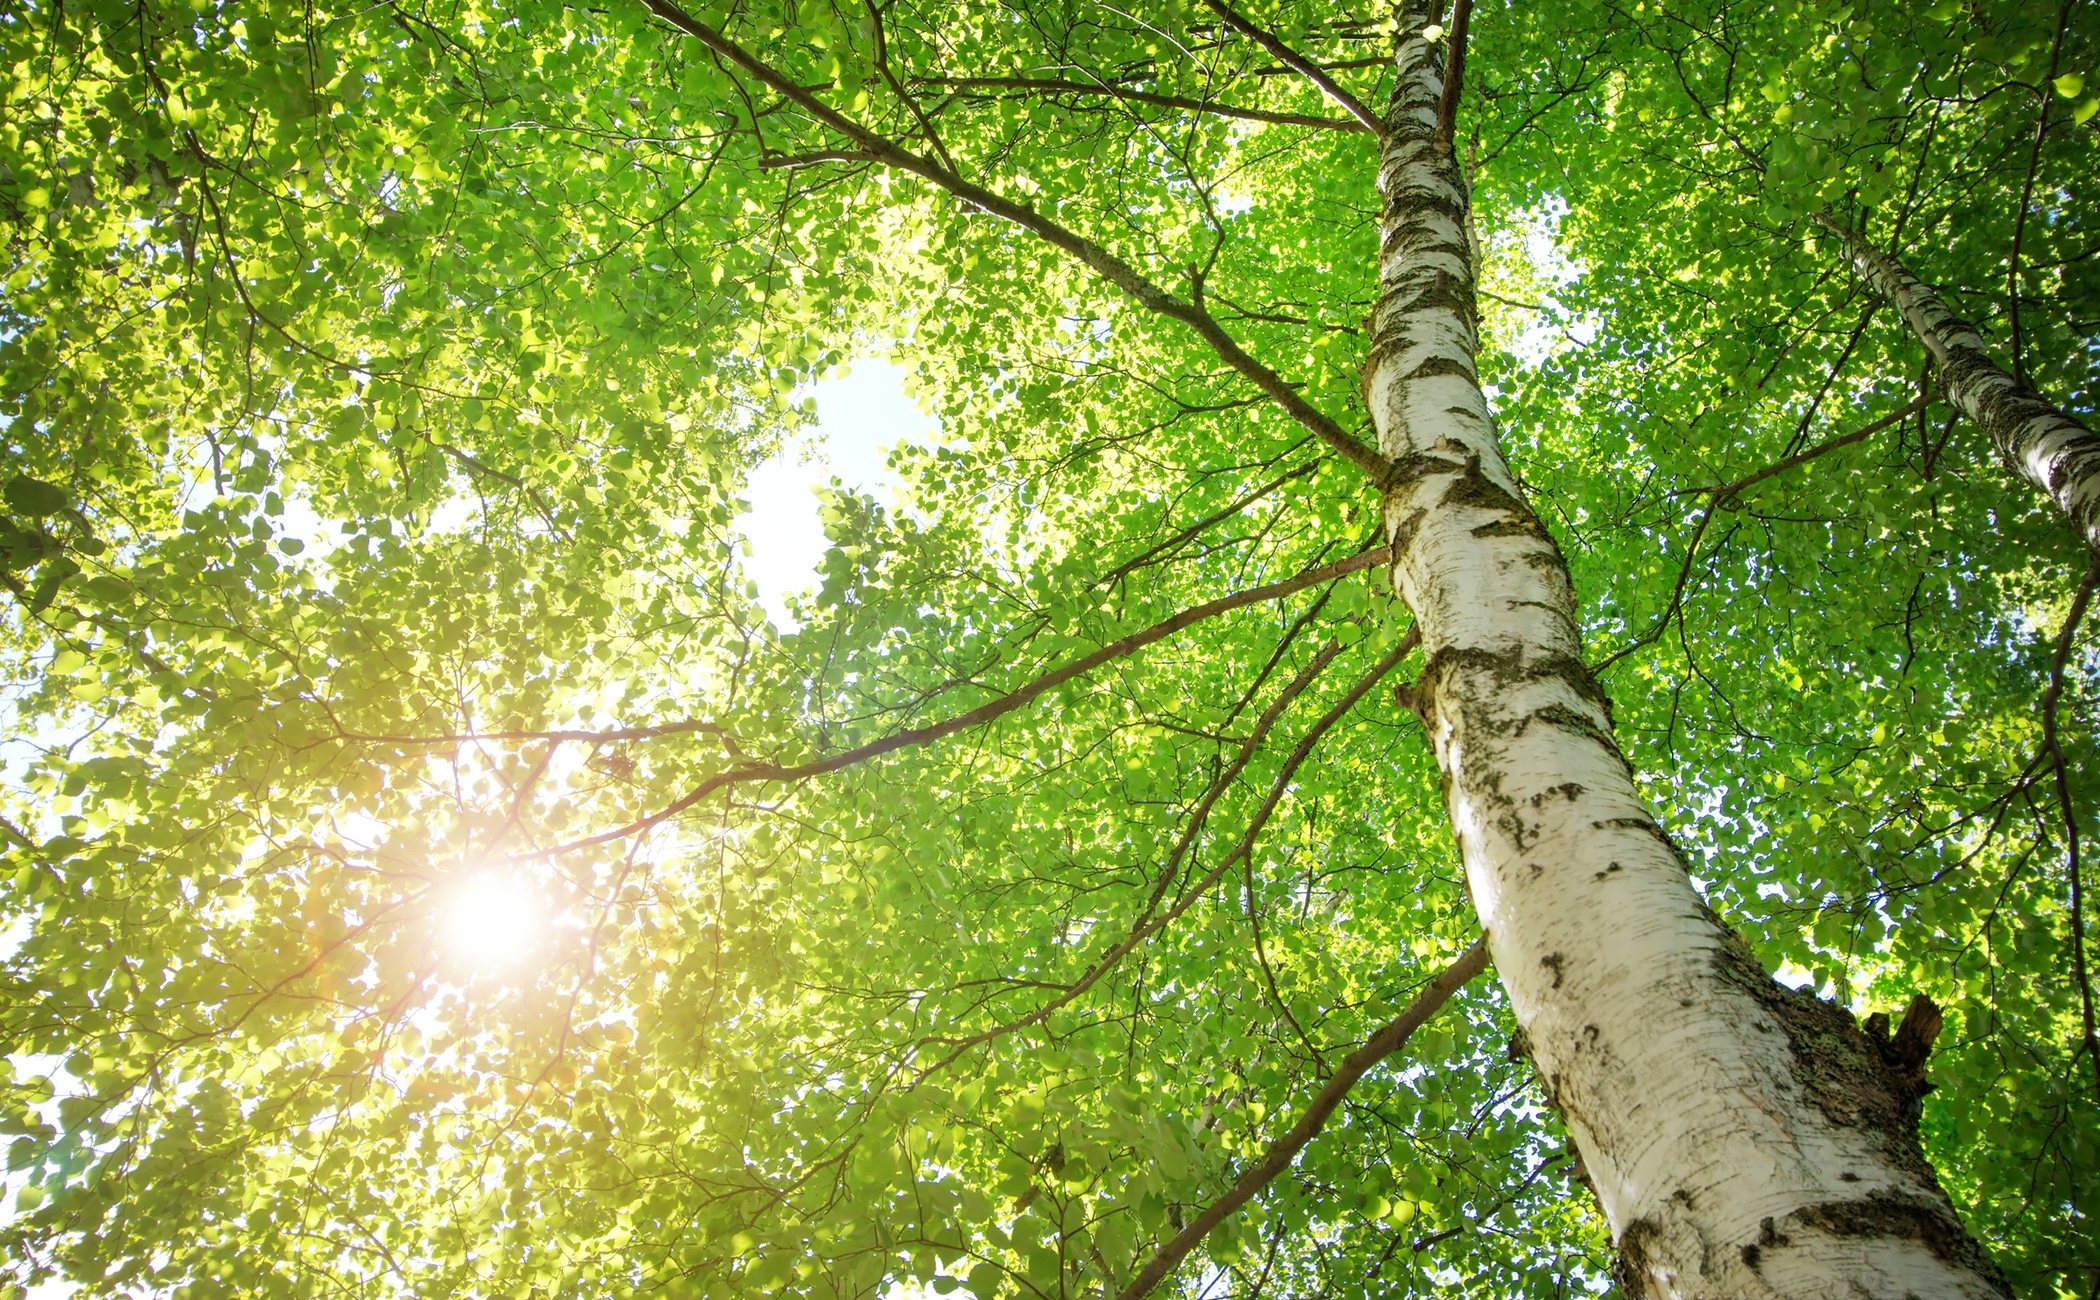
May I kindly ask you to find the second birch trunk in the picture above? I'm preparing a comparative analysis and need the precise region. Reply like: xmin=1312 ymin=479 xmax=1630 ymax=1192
xmin=1821 ymin=214 xmax=2100 ymax=556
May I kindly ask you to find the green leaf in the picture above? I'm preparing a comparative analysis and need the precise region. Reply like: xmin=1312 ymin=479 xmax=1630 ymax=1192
xmin=5 ymin=476 xmax=68 ymax=516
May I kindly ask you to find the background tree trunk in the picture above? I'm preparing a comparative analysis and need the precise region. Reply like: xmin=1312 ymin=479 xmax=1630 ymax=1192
xmin=1365 ymin=10 xmax=2012 ymax=1296
xmin=1821 ymin=214 xmax=2100 ymax=556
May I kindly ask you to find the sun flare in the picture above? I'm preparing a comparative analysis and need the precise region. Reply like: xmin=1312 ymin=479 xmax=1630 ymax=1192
xmin=439 ymin=871 xmax=543 ymax=970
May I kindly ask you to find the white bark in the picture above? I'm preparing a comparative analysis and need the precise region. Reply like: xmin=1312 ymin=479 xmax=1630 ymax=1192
xmin=1364 ymin=11 xmax=2010 ymax=1297
xmin=1824 ymin=216 xmax=2100 ymax=556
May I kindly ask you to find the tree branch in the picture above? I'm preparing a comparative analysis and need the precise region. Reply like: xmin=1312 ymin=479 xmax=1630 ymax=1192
xmin=862 ymin=1 xmax=959 ymax=174
xmin=1113 ymin=937 xmax=1492 ymax=1300
xmin=1198 ymin=0 xmax=1387 ymax=138
xmin=524 ymin=546 xmax=1393 ymax=858
xmin=2008 ymin=0 xmax=2075 ymax=386
xmin=2041 ymin=556 xmax=2100 ymax=1101
xmin=913 ymin=629 xmax=1419 ymax=1077
xmin=1094 ymin=459 xmax=1320 ymax=589
xmin=916 ymin=74 xmax=1369 ymax=133
xmin=1687 ymin=392 xmax=1932 ymax=505
xmin=1595 ymin=394 xmax=1932 ymax=674
xmin=756 ymin=148 xmax=880 ymax=169
xmin=1433 ymin=0 xmax=1473 ymax=154
xmin=638 ymin=0 xmax=1391 ymax=480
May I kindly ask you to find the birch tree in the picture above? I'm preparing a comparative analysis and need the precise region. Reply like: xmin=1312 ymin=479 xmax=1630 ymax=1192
xmin=1816 ymin=217 xmax=2100 ymax=556
xmin=1 ymin=0 xmax=2094 ymax=1296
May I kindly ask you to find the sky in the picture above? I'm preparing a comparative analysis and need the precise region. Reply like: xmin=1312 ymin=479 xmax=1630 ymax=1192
xmin=736 ymin=359 xmax=936 ymax=629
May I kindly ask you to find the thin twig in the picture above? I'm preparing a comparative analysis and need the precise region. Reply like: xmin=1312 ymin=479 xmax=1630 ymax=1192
xmin=1095 ymin=460 xmax=1320 ymax=590
xmin=1595 ymin=394 xmax=1930 ymax=673
xmin=2009 ymin=0 xmax=2076 ymax=386
xmin=1197 ymin=0 xmax=1386 ymax=137
xmin=911 ymin=637 xmax=1373 ymax=1075
xmin=1112 ymin=938 xmax=1492 ymax=1300
xmin=639 ymin=0 xmax=1391 ymax=480
xmin=915 ymin=74 xmax=1368 ymax=133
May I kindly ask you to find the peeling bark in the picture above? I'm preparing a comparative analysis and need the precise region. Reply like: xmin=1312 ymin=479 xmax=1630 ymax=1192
xmin=1821 ymin=215 xmax=2100 ymax=556
xmin=1363 ymin=9 xmax=2010 ymax=1296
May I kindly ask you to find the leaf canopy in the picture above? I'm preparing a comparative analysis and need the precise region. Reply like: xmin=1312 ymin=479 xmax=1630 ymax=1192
xmin=2 ymin=0 xmax=2096 ymax=1295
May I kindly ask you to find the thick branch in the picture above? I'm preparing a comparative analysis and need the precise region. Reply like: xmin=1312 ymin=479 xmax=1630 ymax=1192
xmin=639 ymin=0 xmax=1390 ymax=480
xmin=1432 ymin=0 xmax=1473 ymax=153
xmin=1113 ymin=937 xmax=1492 ymax=1300
xmin=527 ymin=547 xmax=1392 ymax=857
xmin=757 ymin=148 xmax=879 ymax=170
xmin=1198 ymin=0 xmax=1387 ymax=137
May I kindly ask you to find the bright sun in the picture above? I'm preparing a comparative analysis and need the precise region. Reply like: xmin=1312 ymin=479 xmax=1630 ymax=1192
xmin=439 ymin=870 xmax=543 ymax=970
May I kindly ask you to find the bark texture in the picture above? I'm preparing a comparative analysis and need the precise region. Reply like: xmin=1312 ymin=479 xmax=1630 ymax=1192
xmin=1826 ymin=216 xmax=2100 ymax=555
xmin=1363 ymin=11 xmax=2011 ymax=1297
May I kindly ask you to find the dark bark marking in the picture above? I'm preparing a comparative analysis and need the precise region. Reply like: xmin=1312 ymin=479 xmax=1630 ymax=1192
xmin=1739 ymin=1215 xmax=1790 ymax=1273
xmin=1386 ymin=505 xmax=1430 ymax=559
xmin=1407 ymin=353 xmax=1478 ymax=385
xmin=1706 ymin=933 xmax=2014 ymax=1294
xmin=1508 ymin=700 xmax=1605 ymax=749
xmin=1592 ymin=815 xmax=1669 ymax=849
xmin=1612 ymin=1217 xmax=1666 ymax=1296
xmin=1381 ymin=450 xmax=1467 ymax=491
xmin=1497 ymin=810 xmax=1541 ymax=851
xmin=1376 ymin=187 xmax=1468 ymax=238
xmin=1392 ymin=679 xmax=1431 ymax=725
xmin=1541 ymin=952 xmax=1565 ymax=989
xmin=1593 ymin=861 xmax=1623 ymax=881
xmin=1367 ymin=261 xmax=1475 ymax=328
xmin=1788 ymin=1192 xmax=2008 ymax=1287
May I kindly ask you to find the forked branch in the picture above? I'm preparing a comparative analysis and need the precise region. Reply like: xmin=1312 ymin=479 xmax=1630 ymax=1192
xmin=911 ymin=630 xmax=1416 ymax=1077
xmin=1197 ymin=0 xmax=1386 ymax=137
xmin=526 ymin=547 xmax=1393 ymax=858
xmin=638 ymin=0 xmax=1392 ymax=480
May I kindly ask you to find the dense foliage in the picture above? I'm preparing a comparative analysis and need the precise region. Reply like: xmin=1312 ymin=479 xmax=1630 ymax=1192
xmin=1 ymin=0 xmax=2095 ymax=1294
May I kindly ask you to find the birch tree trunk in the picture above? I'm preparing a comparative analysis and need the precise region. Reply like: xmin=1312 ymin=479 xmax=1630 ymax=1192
xmin=1364 ymin=10 xmax=2011 ymax=1296
xmin=1818 ymin=213 xmax=2100 ymax=555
